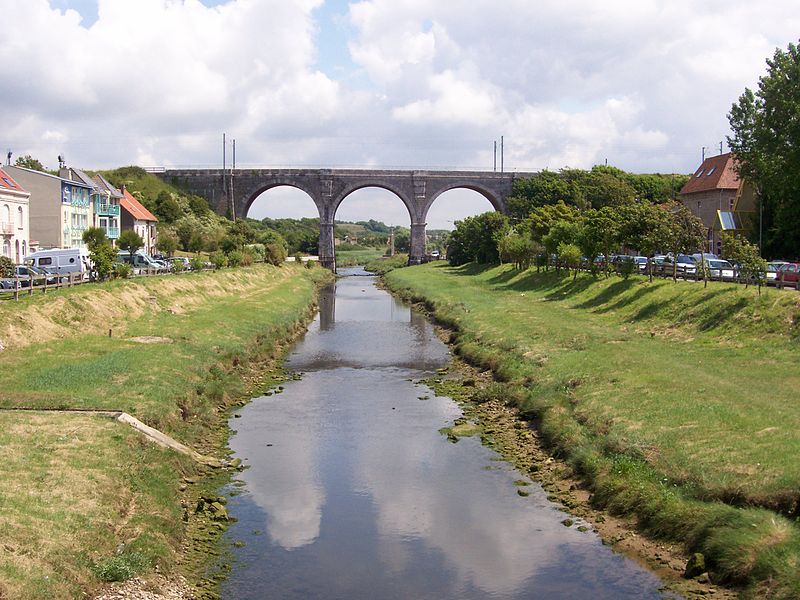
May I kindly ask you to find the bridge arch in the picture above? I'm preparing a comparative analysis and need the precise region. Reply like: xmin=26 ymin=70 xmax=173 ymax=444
xmin=331 ymin=181 xmax=416 ymax=223
xmin=421 ymin=182 xmax=505 ymax=223
xmin=241 ymin=180 xmax=324 ymax=221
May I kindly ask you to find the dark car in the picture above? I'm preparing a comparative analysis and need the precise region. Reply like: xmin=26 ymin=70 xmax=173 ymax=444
xmin=0 ymin=265 xmax=58 ymax=289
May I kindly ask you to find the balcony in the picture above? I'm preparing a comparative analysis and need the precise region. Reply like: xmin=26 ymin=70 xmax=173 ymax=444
xmin=95 ymin=201 xmax=121 ymax=217
xmin=0 ymin=222 xmax=12 ymax=235
xmin=71 ymin=225 xmax=87 ymax=236
xmin=107 ymin=226 xmax=120 ymax=239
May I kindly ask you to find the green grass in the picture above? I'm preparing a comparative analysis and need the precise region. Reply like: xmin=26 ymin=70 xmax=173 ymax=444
xmin=385 ymin=262 xmax=800 ymax=598
xmin=335 ymin=247 xmax=384 ymax=267
xmin=364 ymin=253 xmax=409 ymax=274
xmin=0 ymin=264 xmax=332 ymax=599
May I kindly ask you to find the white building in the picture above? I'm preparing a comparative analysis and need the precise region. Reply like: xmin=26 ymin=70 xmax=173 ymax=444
xmin=0 ymin=167 xmax=31 ymax=262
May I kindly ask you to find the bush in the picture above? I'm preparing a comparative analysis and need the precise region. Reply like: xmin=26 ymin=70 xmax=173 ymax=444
xmin=227 ymin=250 xmax=243 ymax=267
xmin=617 ymin=258 xmax=636 ymax=279
xmin=171 ymin=260 xmax=185 ymax=273
xmin=209 ymin=251 xmax=227 ymax=269
xmin=0 ymin=256 xmax=13 ymax=278
xmin=240 ymin=248 xmax=256 ymax=266
xmin=265 ymin=242 xmax=287 ymax=266
xmin=189 ymin=256 xmax=206 ymax=271
xmin=113 ymin=263 xmax=132 ymax=279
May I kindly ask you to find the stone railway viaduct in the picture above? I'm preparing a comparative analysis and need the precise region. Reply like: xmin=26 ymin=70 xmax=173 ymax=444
xmin=159 ymin=169 xmax=535 ymax=269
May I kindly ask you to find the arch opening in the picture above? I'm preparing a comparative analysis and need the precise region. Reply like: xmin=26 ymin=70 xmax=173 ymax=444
xmin=333 ymin=187 xmax=413 ymax=261
xmin=426 ymin=187 xmax=501 ymax=231
xmin=245 ymin=185 xmax=321 ymax=256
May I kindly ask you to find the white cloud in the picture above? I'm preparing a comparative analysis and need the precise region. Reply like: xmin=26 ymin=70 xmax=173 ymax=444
xmin=2 ymin=0 xmax=799 ymax=225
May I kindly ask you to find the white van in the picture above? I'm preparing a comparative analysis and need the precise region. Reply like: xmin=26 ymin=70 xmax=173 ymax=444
xmin=24 ymin=248 xmax=90 ymax=276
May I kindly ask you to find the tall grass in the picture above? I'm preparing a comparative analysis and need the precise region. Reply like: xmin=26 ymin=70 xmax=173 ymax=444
xmin=0 ymin=264 xmax=332 ymax=599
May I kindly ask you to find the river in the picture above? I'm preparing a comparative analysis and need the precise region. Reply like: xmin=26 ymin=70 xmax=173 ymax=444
xmin=220 ymin=267 xmax=677 ymax=599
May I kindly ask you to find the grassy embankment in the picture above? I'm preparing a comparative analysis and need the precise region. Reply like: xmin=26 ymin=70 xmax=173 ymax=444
xmin=0 ymin=263 xmax=332 ymax=599
xmin=335 ymin=247 xmax=385 ymax=267
xmin=363 ymin=253 xmax=409 ymax=274
xmin=384 ymin=262 xmax=800 ymax=599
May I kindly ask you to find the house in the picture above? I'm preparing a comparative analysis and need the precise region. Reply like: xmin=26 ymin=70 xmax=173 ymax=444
xmin=0 ymin=167 xmax=31 ymax=262
xmin=90 ymin=174 xmax=122 ymax=245
xmin=5 ymin=165 xmax=93 ymax=250
xmin=680 ymin=153 xmax=754 ymax=254
xmin=120 ymin=187 xmax=158 ymax=254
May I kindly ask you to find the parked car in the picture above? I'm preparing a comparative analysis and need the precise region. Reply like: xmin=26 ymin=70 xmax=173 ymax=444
xmin=166 ymin=256 xmax=191 ymax=270
xmin=649 ymin=255 xmax=668 ymax=275
xmin=631 ymin=256 xmax=648 ymax=272
xmin=115 ymin=250 xmax=165 ymax=270
xmin=661 ymin=254 xmax=697 ymax=277
xmin=763 ymin=261 xmax=789 ymax=284
xmin=776 ymin=263 xmax=800 ymax=287
xmin=705 ymin=259 xmax=735 ymax=280
xmin=0 ymin=265 xmax=58 ymax=289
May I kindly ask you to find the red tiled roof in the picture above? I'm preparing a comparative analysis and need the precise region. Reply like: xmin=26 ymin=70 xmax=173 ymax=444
xmin=0 ymin=167 xmax=28 ymax=193
xmin=680 ymin=153 xmax=740 ymax=195
xmin=120 ymin=188 xmax=158 ymax=222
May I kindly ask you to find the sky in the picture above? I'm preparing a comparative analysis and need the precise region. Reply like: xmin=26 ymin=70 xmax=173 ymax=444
xmin=2 ymin=1 xmax=798 ymax=228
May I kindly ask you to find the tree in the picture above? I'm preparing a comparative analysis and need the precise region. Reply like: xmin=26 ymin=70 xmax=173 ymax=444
xmin=156 ymin=229 xmax=179 ymax=256
xmin=617 ymin=203 xmax=673 ymax=281
xmin=728 ymin=41 xmax=800 ymax=258
xmin=447 ymin=212 xmax=509 ymax=266
xmin=82 ymin=227 xmax=118 ymax=280
xmin=542 ymin=221 xmax=581 ymax=273
xmin=507 ymin=170 xmax=572 ymax=220
xmin=557 ymin=242 xmax=583 ymax=281
xmin=525 ymin=201 xmax=580 ymax=245
xmin=662 ymin=203 xmax=706 ymax=280
xmin=578 ymin=206 xmax=621 ymax=276
xmin=498 ymin=231 xmax=538 ymax=270
xmin=582 ymin=170 xmax=636 ymax=208
xmin=722 ymin=232 xmax=768 ymax=294
xmin=155 ymin=191 xmax=182 ymax=223
xmin=188 ymin=232 xmax=206 ymax=254
xmin=15 ymin=155 xmax=46 ymax=172
xmin=118 ymin=230 xmax=144 ymax=265
xmin=188 ymin=195 xmax=210 ymax=216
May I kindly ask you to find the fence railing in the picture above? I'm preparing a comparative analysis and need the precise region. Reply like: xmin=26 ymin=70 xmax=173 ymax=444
xmin=0 ymin=264 xmax=218 ymax=301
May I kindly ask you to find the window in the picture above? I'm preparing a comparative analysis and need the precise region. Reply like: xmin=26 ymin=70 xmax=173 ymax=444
xmin=706 ymin=167 xmax=716 ymax=176
xmin=695 ymin=169 xmax=705 ymax=178
xmin=2 ymin=239 xmax=9 ymax=258
xmin=39 ymin=257 xmax=52 ymax=266
xmin=2 ymin=204 xmax=9 ymax=224
xmin=17 ymin=206 xmax=23 ymax=228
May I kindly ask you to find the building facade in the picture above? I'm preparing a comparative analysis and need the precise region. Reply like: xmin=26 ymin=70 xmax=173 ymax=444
xmin=680 ymin=153 xmax=751 ymax=254
xmin=0 ymin=167 xmax=31 ymax=261
xmin=6 ymin=165 xmax=93 ymax=250
xmin=91 ymin=174 xmax=122 ymax=244
xmin=120 ymin=187 xmax=158 ymax=254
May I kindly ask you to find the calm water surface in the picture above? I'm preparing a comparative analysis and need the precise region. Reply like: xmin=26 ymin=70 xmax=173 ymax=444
xmin=221 ymin=267 xmax=677 ymax=599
